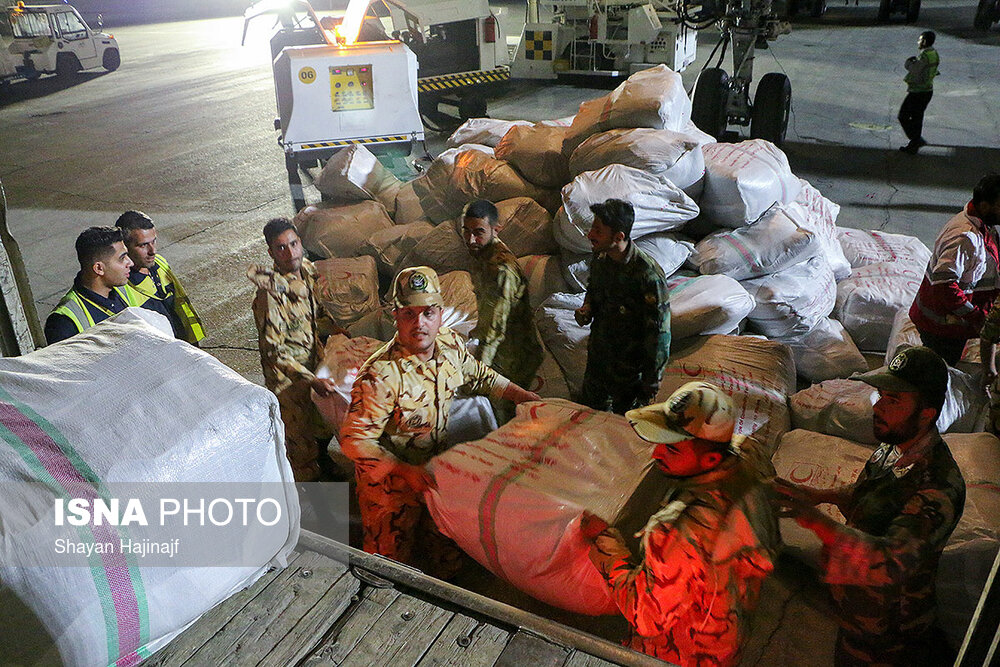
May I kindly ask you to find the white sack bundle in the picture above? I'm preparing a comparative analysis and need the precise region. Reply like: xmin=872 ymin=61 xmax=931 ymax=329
xmin=885 ymin=307 xmax=981 ymax=370
xmin=657 ymin=334 xmax=796 ymax=453
xmin=446 ymin=118 xmax=533 ymax=149
xmin=360 ymin=221 xmax=435 ymax=278
xmin=691 ymin=205 xmax=821 ymax=280
xmin=834 ymin=262 xmax=923 ymax=352
xmin=562 ymin=65 xmax=692 ymax=157
xmin=559 ymin=251 xmax=591 ymax=293
xmin=425 ymin=399 xmax=661 ymax=616
xmin=494 ymin=124 xmax=570 ymax=188
xmin=700 ymin=140 xmax=802 ymax=228
xmin=789 ymin=379 xmax=880 ymax=445
xmin=293 ymin=200 xmax=394 ymax=258
xmin=313 ymin=255 xmax=380 ymax=326
xmin=635 ymin=232 xmax=696 ymax=277
xmin=568 ymin=127 xmax=706 ymax=197
xmin=741 ymin=255 xmax=837 ymax=338
xmin=536 ymin=115 xmax=576 ymax=127
xmin=664 ymin=273 xmax=755 ymax=340
xmin=836 ymin=228 xmax=931 ymax=270
xmin=786 ymin=179 xmax=851 ymax=280
xmin=530 ymin=349 xmax=572 ymax=400
xmin=0 ymin=310 xmax=298 ymax=667
xmin=517 ymin=255 xmax=571 ymax=309
xmin=535 ymin=292 xmax=589 ymax=396
xmin=555 ymin=164 xmax=699 ymax=254
xmin=772 ymin=430 xmax=1000 ymax=649
xmin=313 ymin=144 xmax=401 ymax=214
xmin=774 ymin=316 xmax=868 ymax=383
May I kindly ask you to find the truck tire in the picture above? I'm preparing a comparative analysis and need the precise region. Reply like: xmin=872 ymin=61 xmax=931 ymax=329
xmin=750 ymin=72 xmax=792 ymax=147
xmin=56 ymin=53 xmax=82 ymax=78
xmin=103 ymin=48 xmax=120 ymax=72
xmin=691 ymin=68 xmax=730 ymax=140
xmin=906 ymin=0 xmax=921 ymax=21
xmin=974 ymin=0 xmax=995 ymax=29
xmin=810 ymin=0 xmax=827 ymax=17
xmin=877 ymin=0 xmax=892 ymax=21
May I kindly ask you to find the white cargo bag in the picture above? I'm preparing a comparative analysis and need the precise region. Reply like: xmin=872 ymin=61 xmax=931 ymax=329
xmin=836 ymin=228 xmax=931 ymax=270
xmin=691 ymin=205 xmax=821 ymax=280
xmin=313 ymin=334 xmax=385 ymax=431
xmin=789 ymin=379 xmax=880 ymax=445
xmin=0 ymin=310 xmax=298 ymax=667
xmin=360 ymin=221 xmax=435 ymax=278
xmin=536 ymin=115 xmax=576 ymax=127
xmin=517 ymin=255 xmax=570 ymax=309
xmin=700 ymin=141 xmax=801 ymax=228
xmin=494 ymin=125 xmax=570 ymax=188
xmin=556 ymin=164 xmax=699 ymax=254
xmin=535 ymin=293 xmax=589 ymax=396
xmin=562 ymin=65 xmax=692 ymax=156
xmin=313 ymin=144 xmax=401 ymax=214
xmin=885 ymin=307 xmax=981 ymax=371
xmin=787 ymin=179 xmax=851 ymax=281
xmin=446 ymin=118 xmax=533 ymax=149
xmin=293 ymin=200 xmax=394 ymax=258
xmin=313 ymin=256 xmax=380 ymax=326
xmin=775 ymin=316 xmax=868 ymax=383
xmin=741 ymin=255 xmax=837 ymax=338
xmin=834 ymin=262 xmax=923 ymax=352
xmin=568 ymin=127 xmax=706 ymax=198
xmin=530 ymin=349 xmax=572 ymax=400
xmin=665 ymin=273 xmax=754 ymax=340
xmin=635 ymin=232 xmax=696 ymax=277
xmin=425 ymin=399 xmax=661 ymax=615
xmin=495 ymin=197 xmax=559 ymax=257
xmin=559 ymin=251 xmax=591 ymax=293
xmin=657 ymin=334 xmax=796 ymax=452
xmin=773 ymin=430 xmax=1000 ymax=649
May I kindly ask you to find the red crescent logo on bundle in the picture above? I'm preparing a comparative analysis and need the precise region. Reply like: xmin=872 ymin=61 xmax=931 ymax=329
xmin=682 ymin=364 xmax=702 ymax=376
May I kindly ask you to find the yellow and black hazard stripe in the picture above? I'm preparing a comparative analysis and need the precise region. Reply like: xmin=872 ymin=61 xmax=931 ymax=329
xmin=417 ymin=67 xmax=510 ymax=93
xmin=300 ymin=135 xmax=411 ymax=150
xmin=524 ymin=30 xmax=553 ymax=61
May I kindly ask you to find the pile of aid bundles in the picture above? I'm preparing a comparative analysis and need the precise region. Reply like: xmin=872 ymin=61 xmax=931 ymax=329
xmin=301 ymin=64 xmax=999 ymax=628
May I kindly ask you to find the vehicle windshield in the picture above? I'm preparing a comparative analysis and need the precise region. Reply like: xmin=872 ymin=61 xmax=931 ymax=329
xmin=52 ymin=10 xmax=89 ymax=40
xmin=10 ymin=11 xmax=52 ymax=38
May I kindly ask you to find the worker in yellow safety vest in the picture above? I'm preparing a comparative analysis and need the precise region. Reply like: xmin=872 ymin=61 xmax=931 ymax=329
xmin=115 ymin=210 xmax=205 ymax=345
xmin=44 ymin=226 xmax=142 ymax=344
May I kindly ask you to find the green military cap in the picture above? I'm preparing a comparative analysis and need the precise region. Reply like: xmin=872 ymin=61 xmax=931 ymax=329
xmin=850 ymin=345 xmax=948 ymax=409
xmin=392 ymin=266 xmax=444 ymax=308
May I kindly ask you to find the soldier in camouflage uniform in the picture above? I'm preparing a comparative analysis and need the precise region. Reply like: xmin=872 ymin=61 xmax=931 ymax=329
xmin=462 ymin=199 xmax=544 ymax=423
xmin=575 ymin=199 xmax=671 ymax=414
xmin=249 ymin=218 xmax=340 ymax=482
xmin=980 ymin=294 xmax=1000 ymax=434
xmin=776 ymin=346 xmax=966 ymax=667
xmin=340 ymin=266 xmax=540 ymax=575
xmin=585 ymin=382 xmax=779 ymax=667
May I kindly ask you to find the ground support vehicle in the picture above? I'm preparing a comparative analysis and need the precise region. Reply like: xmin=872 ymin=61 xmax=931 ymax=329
xmin=1 ymin=2 xmax=119 ymax=85
xmin=876 ymin=0 xmax=921 ymax=23
xmin=975 ymin=0 xmax=1000 ymax=30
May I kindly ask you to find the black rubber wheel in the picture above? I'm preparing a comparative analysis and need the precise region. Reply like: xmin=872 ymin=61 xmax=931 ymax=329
xmin=457 ymin=93 xmax=487 ymax=120
xmin=750 ymin=72 xmax=792 ymax=147
xmin=905 ymin=0 xmax=920 ymax=22
xmin=974 ymin=0 xmax=995 ymax=30
xmin=810 ymin=0 xmax=827 ymax=17
xmin=691 ymin=68 xmax=730 ymax=140
xmin=877 ymin=0 xmax=892 ymax=22
xmin=55 ymin=53 xmax=82 ymax=77
xmin=103 ymin=48 xmax=120 ymax=71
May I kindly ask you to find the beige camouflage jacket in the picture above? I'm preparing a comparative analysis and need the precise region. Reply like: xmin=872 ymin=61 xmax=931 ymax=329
xmin=248 ymin=258 xmax=334 ymax=394
xmin=339 ymin=327 xmax=509 ymax=481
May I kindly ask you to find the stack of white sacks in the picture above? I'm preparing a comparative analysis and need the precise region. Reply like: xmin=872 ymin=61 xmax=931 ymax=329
xmin=297 ymin=64 xmax=998 ymax=627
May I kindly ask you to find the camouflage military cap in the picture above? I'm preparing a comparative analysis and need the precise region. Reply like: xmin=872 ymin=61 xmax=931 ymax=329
xmin=392 ymin=266 xmax=444 ymax=308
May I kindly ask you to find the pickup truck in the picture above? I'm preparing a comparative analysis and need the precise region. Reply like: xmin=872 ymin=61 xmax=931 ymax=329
xmin=1 ymin=2 xmax=119 ymax=84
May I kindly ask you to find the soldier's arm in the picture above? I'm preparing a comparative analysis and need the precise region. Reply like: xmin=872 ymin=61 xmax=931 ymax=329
xmin=476 ymin=265 xmax=518 ymax=368
xmin=254 ymin=290 xmax=317 ymax=384
xmin=639 ymin=271 xmax=672 ymax=400
xmin=816 ymin=484 xmax=961 ymax=588
xmin=980 ymin=294 xmax=1000 ymax=387
xmin=339 ymin=363 xmax=400 ymax=482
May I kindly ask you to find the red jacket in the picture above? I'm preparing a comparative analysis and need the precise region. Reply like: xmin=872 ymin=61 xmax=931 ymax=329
xmin=910 ymin=203 xmax=1000 ymax=339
